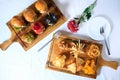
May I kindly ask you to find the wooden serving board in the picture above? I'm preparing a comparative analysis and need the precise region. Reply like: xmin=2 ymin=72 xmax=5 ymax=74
xmin=46 ymin=34 xmax=118 ymax=79
xmin=0 ymin=0 xmax=66 ymax=51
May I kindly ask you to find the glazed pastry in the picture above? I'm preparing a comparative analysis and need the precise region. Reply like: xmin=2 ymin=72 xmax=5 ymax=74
xmin=87 ymin=44 xmax=100 ymax=58
xmin=82 ymin=60 xmax=96 ymax=75
xmin=11 ymin=16 xmax=25 ymax=30
xmin=21 ymin=32 xmax=35 ymax=44
xmin=23 ymin=8 xmax=37 ymax=22
xmin=52 ymin=55 xmax=66 ymax=68
xmin=35 ymin=0 xmax=48 ymax=13
xmin=67 ymin=63 xmax=77 ymax=73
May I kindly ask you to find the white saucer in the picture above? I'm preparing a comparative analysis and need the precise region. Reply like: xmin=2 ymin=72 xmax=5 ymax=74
xmin=87 ymin=16 xmax=111 ymax=40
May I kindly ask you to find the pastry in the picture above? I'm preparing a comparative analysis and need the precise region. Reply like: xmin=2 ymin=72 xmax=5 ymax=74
xmin=87 ymin=44 xmax=100 ymax=58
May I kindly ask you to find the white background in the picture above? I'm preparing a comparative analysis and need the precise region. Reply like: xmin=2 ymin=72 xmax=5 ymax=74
xmin=0 ymin=0 xmax=120 ymax=80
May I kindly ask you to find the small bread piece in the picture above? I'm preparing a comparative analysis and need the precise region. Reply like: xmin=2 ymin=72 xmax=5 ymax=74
xmin=76 ymin=58 xmax=85 ymax=66
xmin=76 ymin=58 xmax=85 ymax=72
xmin=82 ymin=60 xmax=96 ymax=75
xmin=11 ymin=16 xmax=24 ymax=28
xmin=52 ymin=55 xmax=66 ymax=68
xmin=35 ymin=0 xmax=48 ymax=13
xmin=23 ymin=9 xmax=37 ymax=22
xmin=67 ymin=63 xmax=77 ymax=73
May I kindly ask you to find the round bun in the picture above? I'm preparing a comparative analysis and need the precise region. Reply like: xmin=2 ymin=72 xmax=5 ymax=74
xmin=35 ymin=0 xmax=48 ymax=13
xmin=23 ymin=8 xmax=37 ymax=22
xmin=11 ymin=16 xmax=24 ymax=27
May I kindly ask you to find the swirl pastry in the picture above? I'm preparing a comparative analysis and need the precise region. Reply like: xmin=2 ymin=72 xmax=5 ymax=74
xmin=87 ymin=44 xmax=100 ymax=58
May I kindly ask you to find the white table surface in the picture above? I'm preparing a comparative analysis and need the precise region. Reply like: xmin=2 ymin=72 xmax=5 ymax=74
xmin=0 ymin=0 xmax=120 ymax=80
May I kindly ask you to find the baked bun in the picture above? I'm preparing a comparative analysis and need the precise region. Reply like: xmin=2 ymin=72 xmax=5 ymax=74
xmin=23 ymin=8 xmax=37 ymax=22
xmin=11 ymin=16 xmax=24 ymax=28
xmin=35 ymin=0 xmax=48 ymax=13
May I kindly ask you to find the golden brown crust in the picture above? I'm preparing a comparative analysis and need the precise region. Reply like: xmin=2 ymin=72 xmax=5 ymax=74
xmin=67 ymin=63 xmax=77 ymax=73
xmin=87 ymin=44 xmax=100 ymax=58
xmin=82 ymin=59 xmax=96 ymax=75
xmin=52 ymin=55 xmax=66 ymax=68
xmin=35 ymin=0 xmax=48 ymax=13
xmin=11 ymin=16 xmax=24 ymax=27
xmin=23 ymin=9 xmax=37 ymax=22
xmin=65 ymin=55 xmax=76 ymax=65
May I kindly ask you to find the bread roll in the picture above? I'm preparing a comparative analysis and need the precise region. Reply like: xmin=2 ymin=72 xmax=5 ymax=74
xmin=23 ymin=9 xmax=37 ymax=22
xmin=11 ymin=16 xmax=24 ymax=28
xmin=35 ymin=0 xmax=48 ymax=13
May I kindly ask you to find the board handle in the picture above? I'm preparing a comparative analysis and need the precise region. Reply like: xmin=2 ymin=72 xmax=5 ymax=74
xmin=0 ymin=34 xmax=16 ymax=51
xmin=101 ymin=60 xmax=118 ymax=69
xmin=98 ymin=56 xmax=118 ymax=70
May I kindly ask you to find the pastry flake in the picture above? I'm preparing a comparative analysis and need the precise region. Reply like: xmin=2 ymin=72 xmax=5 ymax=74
xmin=52 ymin=55 xmax=66 ymax=68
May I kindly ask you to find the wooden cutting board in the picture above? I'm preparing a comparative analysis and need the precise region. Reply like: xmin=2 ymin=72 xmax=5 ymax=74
xmin=0 ymin=0 xmax=66 ymax=51
xmin=46 ymin=34 xmax=118 ymax=79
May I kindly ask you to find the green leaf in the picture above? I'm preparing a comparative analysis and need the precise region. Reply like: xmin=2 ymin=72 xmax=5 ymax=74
xmin=14 ymin=26 xmax=22 ymax=31
xmin=74 ymin=17 xmax=79 ymax=20
xmin=86 ymin=12 xmax=92 ymax=20
xmin=77 ymin=0 xmax=97 ymax=25
xmin=87 ymin=4 xmax=94 ymax=13
xmin=14 ymin=25 xmax=27 ymax=31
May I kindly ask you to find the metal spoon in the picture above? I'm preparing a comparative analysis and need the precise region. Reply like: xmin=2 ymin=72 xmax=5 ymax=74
xmin=38 ymin=31 xmax=61 ymax=52
xmin=100 ymin=26 xmax=110 ymax=55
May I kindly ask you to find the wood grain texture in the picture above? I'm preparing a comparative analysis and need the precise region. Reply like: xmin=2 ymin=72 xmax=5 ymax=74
xmin=46 ymin=34 xmax=118 ymax=79
xmin=97 ymin=55 xmax=118 ymax=70
xmin=0 ymin=0 xmax=66 ymax=51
